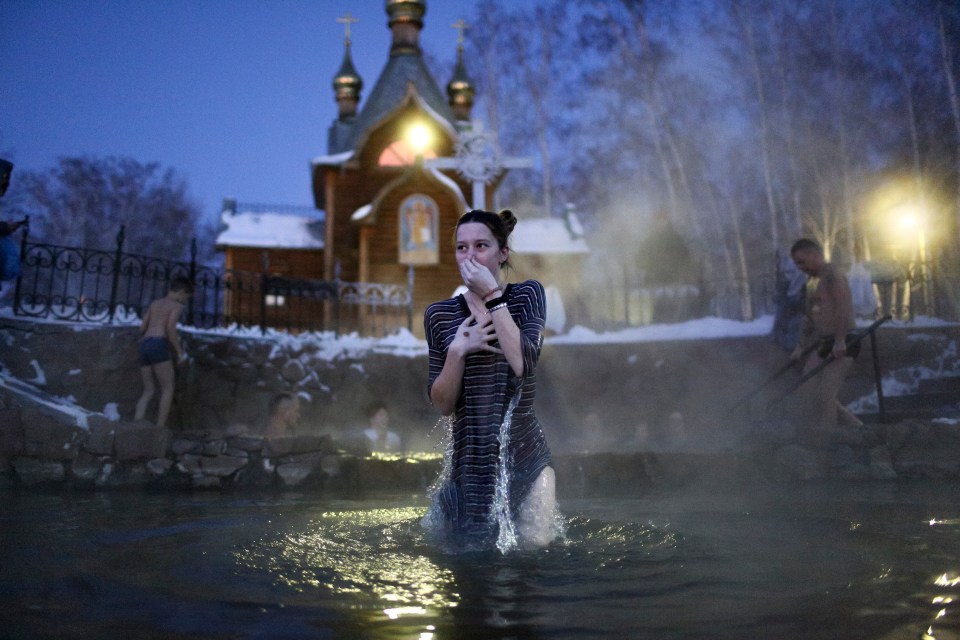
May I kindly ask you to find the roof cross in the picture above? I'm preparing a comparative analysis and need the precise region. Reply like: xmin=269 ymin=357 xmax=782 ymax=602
xmin=423 ymin=120 xmax=533 ymax=210
xmin=451 ymin=19 xmax=470 ymax=46
xmin=337 ymin=12 xmax=359 ymax=44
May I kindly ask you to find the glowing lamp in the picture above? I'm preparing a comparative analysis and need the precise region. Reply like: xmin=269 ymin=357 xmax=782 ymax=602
xmin=407 ymin=123 xmax=432 ymax=155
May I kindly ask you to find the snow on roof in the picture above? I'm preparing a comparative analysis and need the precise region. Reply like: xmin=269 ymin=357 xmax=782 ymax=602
xmin=216 ymin=209 xmax=325 ymax=250
xmin=429 ymin=168 xmax=468 ymax=209
xmin=511 ymin=216 xmax=589 ymax=255
xmin=311 ymin=150 xmax=354 ymax=166
xmin=351 ymin=204 xmax=373 ymax=222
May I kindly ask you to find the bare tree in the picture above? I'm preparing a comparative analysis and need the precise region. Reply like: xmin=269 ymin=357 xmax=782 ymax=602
xmin=4 ymin=156 xmax=214 ymax=262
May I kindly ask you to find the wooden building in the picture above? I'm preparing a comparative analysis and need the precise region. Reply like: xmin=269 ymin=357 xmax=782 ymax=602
xmin=312 ymin=0 xmax=487 ymax=336
xmin=218 ymin=0 xmax=589 ymax=335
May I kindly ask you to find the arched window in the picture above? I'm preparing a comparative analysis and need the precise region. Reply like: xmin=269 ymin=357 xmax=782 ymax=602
xmin=378 ymin=139 xmax=438 ymax=166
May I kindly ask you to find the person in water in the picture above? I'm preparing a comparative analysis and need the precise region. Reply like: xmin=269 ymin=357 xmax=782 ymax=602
xmin=134 ymin=275 xmax=193 ymax=428
xmin=423 ymin=209 xmax=557 ymax=549
xmin=789 ymin=238 xmax=863 ymax=441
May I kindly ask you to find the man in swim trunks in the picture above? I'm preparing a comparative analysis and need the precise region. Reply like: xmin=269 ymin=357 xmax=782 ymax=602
xmin=789 ymin=239 xmax=863 ymax=443
xmin=134 ymin=276 xmax=193 ymax=427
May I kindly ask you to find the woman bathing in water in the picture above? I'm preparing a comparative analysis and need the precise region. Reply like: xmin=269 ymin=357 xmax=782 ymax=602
xmin=423 ymin=209 xmax=557 ymax=550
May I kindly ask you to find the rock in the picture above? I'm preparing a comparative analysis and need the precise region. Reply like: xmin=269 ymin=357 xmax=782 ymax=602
xmin=276 ymin=461 xmax=314 ymax=487
xmin=280 ymin=360 xmax=306 ymax=383
xmin=868 ymin=446 xmax=897 ymax=480
xmin=147 ymin=458 xmax=174 ymax=476
xmin=84 ymin=416 xmax=117 ymax=455
xmin=12 ymin=457 xmax=65 ymax=485
xmin=191 ymin=474 xmax=221 ymax=488
xmin=833 ymin=427 xmax=864 ymax=447
xmin=201 ymin=439 xmax=226 ymax=456
xmin=171 ymin=438 xmax=204 ymax=456
xmin=114 ymin=423 xmax=170 ymax=460
xmin=199 ymin=454 xmax=248 ymax=478
xmin=226 ymin=435 xmax=264 ymax=452
xmin=262 ymin=434 xmax=336 ymax=458
xmin=882 ymin=421 xmax=912 ymax=453
xmin=71 ymin=451 xmax=103 ymax=482
xmin=21 ymin=410 xmax=83 ymax=461
xmin=231 ymin=459 xmax=274 ymax=487
xmin=97 ymin=462 xmax=152 ymax=487
xmin=177 ymin=454 xmax=203 ymax=475
xmin=773 ymin=444 xmax=823 ymax=480
xmin=0 ymin=408 xmax=25 ymax=456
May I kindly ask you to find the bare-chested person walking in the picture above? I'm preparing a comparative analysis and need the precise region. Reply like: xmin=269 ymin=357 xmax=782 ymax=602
xmin=134 ymin=276 xmax=193 ymax=427
xmin=790 ymin=239 xmax=862 ymax=443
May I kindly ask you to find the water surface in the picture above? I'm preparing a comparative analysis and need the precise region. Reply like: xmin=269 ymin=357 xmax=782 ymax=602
xmin=1 ymin=481 xmax=959 ymax=639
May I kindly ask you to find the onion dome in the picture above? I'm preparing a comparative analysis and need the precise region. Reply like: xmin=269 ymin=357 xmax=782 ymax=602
xmin=447 ymin=45 xmax=474 ymax=121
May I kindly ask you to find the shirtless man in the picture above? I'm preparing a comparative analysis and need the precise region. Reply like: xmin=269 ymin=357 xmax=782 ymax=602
xmin=134 ymin=276 xmax=193 ymax=427
xmin=790 ymin=239 xmax=862 ymax=441
xmin=264 ymin=392 xmax=300 ymax=439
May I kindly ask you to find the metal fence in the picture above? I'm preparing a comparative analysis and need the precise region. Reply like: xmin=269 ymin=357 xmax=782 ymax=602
xmin=579 ymin=261 xmax=958 ymax=330
xmin=11 ymin=225 xmax=413 ymax=336
xmin=7 ymin=224 xmax=957 ymax=334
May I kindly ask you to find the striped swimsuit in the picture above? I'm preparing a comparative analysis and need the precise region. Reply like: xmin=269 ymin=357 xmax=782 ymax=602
xmin=424 ymin=280 xmax=553 ymax=543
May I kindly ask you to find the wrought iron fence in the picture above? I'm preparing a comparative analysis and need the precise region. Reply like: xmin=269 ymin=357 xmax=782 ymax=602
xmin=578 ymin=260 xmax=958 ymax=330
xmin=7 ymin=223 xmax=957 ymax=334
xmin=11 ymin=225 xmax=412 ymax=336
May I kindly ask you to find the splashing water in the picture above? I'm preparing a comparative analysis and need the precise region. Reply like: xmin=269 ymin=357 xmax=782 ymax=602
xmin=421 ymin=391 xmax=529 ymax=554
xmin=493 ymin=390 xmax=523 ymax=553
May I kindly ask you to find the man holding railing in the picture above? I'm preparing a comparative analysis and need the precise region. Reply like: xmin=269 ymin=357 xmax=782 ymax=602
xmin=790 ymin=238 xmax=864 ymax=443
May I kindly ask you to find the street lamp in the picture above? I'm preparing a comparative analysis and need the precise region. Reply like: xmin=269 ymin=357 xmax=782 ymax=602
xmin=896 ymin=204 xmax=930 ymax=316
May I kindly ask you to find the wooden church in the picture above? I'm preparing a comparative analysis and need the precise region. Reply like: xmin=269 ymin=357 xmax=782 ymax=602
xmin=312 ymin=0 xmax=481 ymax=335
xmin=218 ymin=0 xmax=588 ymax=336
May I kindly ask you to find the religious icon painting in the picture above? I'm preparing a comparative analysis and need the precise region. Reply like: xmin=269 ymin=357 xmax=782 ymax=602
xmin=398 ymin=193 xmax=439 ymax=265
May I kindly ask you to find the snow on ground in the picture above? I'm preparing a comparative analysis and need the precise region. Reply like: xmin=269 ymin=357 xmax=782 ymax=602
xmin=3 ymin=304 xmax=958 ymax=357
xmin=548 ymin=315 xmax=775 ymax=344
xmin=3 ymin=304 xmax=959 ymax=421
xmin=0 ymin=371 xmax=95 ymax=429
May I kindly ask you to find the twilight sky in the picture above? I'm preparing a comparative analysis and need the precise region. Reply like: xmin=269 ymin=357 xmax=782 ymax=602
xmin=1 ymin=0 xmax=479 ymax=223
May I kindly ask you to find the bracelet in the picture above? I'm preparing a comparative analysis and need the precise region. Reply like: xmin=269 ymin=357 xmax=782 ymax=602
xmin=488 ymin=302 xmax=508 ymax=313
xmin=481 ymin=286 xmax=502 ymax=301
xmin=484 ymin=295 xmax=507 ymax=310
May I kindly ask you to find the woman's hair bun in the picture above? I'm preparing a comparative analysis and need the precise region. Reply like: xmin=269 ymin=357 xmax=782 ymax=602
xmin=499 ymin=209 xmax=517 ymax=234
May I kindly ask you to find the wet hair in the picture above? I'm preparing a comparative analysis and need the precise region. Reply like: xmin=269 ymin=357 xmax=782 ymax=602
xmin=269 ymin=392 xmax=296 ymax=415
xmin=366 ymin=402 xmax=387 ymax=418
xmin=169 ymin=275 xmax=195 ymax=295
xmin=790 ymin=238 xmax=822 ymax=256
xmin=454 ymin=209 xmax=518 ymax=268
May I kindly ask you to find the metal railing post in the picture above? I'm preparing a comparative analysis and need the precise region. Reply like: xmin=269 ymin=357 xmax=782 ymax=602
xmin=259 ymin=250 xmax=268 ymax=335
xmin=108 ymin=225 xmax=125 ymax=322
xmin=12 ymin=215 xmax=30 ymax=313
xmin=188 ymin=238 xmax=197 ymax=325
xmin=407 ymin=264 xmax=414 ymax=331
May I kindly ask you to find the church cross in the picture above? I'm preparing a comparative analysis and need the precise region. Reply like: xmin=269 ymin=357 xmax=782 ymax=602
xmin=451 ymin=19 xmax=470 ymax=46
xmin=423 ymin=120 xmax=533 ymax=210
xmin=337 ymin=12 xmax=359 ymax=43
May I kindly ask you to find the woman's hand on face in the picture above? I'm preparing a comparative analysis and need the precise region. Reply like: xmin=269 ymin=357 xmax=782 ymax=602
xmin=452 ymin=313 xmax=502 ymax=356
xmin=459 ymin=258 xmax=498 ymax=297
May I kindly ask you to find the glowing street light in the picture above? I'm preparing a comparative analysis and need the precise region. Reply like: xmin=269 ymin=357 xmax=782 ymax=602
xmin=406 ymin=123 xmax=432 ymax=157
xmin=894 ymin=202 xmax=930 ymax=315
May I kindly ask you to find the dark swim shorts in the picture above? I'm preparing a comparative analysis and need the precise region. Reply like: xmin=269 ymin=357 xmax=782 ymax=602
xmin=816 ymin=333 xmax=862 ymax=360
xmin=139 ymin=337 xmax=171 ymax=366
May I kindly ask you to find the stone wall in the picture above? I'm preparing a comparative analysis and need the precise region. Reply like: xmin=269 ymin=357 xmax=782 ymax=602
xmin=1 ymin=316 xmax=959 ymax=490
